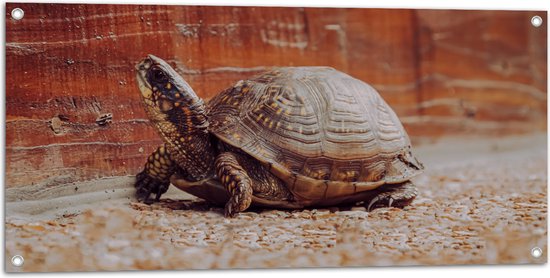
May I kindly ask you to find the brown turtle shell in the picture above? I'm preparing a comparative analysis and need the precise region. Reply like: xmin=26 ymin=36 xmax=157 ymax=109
xmin=207 ymin=67 xmax=423 ymax=204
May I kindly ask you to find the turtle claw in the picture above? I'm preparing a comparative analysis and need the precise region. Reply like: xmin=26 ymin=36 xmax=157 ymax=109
xmin=224 ymin=203 xmax=235 ymax=218
xmin=135 ymin=170 xmax=170 ymax=204
xmin=143 ymin=196 xmax=154 ymax=205
xmin=224 ymin=193 xmax=247 ymax=218
xmin=367 ymin=195 xmax=386 ymax=211
xmin=223 ymin=183 xmax=252 ymax=218
xmin=365 ymin=182 xmax=418 ymax=211
xmin=154 ymin=192 xmax=162 ymax=202
xmin=367 ymin=195 xmax=398 ymax=211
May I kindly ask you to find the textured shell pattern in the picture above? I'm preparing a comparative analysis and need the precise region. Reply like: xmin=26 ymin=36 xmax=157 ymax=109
xmin=207 ymin=67 xmax=423 ymax=201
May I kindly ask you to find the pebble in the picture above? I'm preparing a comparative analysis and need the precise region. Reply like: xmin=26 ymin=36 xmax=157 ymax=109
xmin=5 ymin=151 xmax=547 ymax=270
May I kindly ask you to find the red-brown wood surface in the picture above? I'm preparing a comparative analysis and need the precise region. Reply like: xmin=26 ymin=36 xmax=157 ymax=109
xmin=5 ymin=4 xmax=547 ymax=188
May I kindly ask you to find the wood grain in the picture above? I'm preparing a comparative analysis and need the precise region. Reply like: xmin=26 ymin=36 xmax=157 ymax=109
xmin=5 ymin=4 xmax=547 ymax=188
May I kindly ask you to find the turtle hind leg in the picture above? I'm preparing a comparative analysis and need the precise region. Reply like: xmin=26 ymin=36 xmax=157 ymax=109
xmin=215 ymin=152 xmax=254 ymax=217
xmin=365 ymin=181 xmax=418 ymax=211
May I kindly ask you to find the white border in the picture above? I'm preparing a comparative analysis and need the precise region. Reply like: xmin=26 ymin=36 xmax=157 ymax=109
xmin=2 ymin=0 xmax=550 ymax=10
xmin=1 ymin=0 xmax=549 ymax=278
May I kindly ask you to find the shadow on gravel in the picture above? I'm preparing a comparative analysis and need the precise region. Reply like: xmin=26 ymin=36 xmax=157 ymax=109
xmin=143 ymin=198 xmax=372 ymax=216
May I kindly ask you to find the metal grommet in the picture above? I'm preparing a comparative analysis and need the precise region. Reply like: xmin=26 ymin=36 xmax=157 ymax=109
xmin=11 ymin=255 xmax=24 ymax=267
xmin=531 ymin=15 xmax=543 ymax=27
xmin=531 ymin=247 xmax=543 ymax=258
xmin=11 ymin=8 xmax=25 ymax=20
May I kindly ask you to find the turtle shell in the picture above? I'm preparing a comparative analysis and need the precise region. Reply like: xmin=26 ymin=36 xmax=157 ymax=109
xmin=207 ymin=67 xmax=423 ymax=203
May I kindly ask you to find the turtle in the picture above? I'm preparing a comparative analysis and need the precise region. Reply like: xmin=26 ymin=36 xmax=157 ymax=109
xmin=134 ymin=54 xmax=424 ymax=217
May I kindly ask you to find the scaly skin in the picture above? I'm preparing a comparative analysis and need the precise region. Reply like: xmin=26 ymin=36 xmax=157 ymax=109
xmin=214 ymin=152 xmax=254 ymax=217
xmin=136 ymin=55 xmax=216 ymax=182
xmin=135 ymin=55 xmax=221 ymax=210
xmin=135 ymin=144 xmax=175 ymax=204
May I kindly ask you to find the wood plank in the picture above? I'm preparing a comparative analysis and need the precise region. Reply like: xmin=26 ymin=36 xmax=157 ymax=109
xmin=5 ymin=4 xmax=547 ymax=188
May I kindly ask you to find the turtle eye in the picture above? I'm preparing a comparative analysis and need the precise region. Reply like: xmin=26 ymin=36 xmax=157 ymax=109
xmin=150 ymin=67 xmax=167 ymax=83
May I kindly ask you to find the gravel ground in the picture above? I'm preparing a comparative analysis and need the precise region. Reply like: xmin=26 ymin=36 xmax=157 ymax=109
xmin=5 ymin=135 xmax=547 ymax=271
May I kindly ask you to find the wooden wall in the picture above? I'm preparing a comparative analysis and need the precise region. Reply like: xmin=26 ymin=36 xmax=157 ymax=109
xmin=5 ymin=4 xmax=547 ymax=188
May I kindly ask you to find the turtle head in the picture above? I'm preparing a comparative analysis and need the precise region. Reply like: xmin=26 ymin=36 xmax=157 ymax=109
xmin=135 ymin=55 xmax=215 ymax=181
xmin=136 ymin=54 xmax=208 ymax=131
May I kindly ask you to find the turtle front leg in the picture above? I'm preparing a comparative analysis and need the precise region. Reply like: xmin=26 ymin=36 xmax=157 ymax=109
xmin=215 ymin=152 xmax=253 ymax=217
xmin=135 ymin=144 xmax=176 ymax=204
xmin=366 ymin=181 xmax=418 ymax=211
